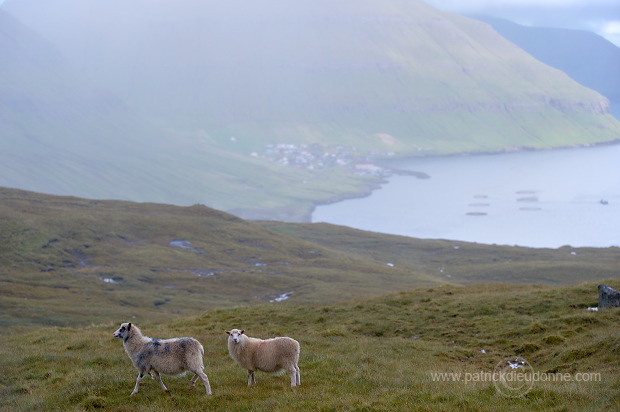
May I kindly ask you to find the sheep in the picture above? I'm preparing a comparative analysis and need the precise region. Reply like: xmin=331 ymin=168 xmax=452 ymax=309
xmin=226 ymin=328 xmax=300 ymax=387
xmin=113 ymin=322 xmax=212 ymax=396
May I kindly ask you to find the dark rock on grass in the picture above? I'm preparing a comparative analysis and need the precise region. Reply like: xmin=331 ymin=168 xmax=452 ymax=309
xmin=598 ymin=284 xmax=620 ymax=308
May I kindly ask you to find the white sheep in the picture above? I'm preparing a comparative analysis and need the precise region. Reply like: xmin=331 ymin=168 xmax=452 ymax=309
xmin=226 ymin=328 xmax=300 ymax=387
xmin=113 ymin=322 xmax=212 ymax=396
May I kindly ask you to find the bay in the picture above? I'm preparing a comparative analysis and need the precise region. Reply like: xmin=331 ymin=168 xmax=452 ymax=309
xmin=312 ymin=144 xmax=620 ymax=248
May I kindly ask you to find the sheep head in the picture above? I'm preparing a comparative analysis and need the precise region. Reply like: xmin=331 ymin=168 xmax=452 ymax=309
xmin=226 ymin=329 xmax=245 ymax=344
xmin=113 ymin=322 xmax=133 ymax=340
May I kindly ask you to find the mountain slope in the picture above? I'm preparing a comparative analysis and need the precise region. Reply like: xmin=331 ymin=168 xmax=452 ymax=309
xmin=0 ymin=187 xmax=438 ymax=329
xmin=1 ymin=187 xmax=619 ymax=331
xmin=5 ymin=0 xmax=618 ymax=152
xmin=2 ymin=0 xmax=620 ymax=219
xmin=0 ymin=8 xmax=375 ymax=220
xmin=475 ymin=15 xmax=620 ymax=118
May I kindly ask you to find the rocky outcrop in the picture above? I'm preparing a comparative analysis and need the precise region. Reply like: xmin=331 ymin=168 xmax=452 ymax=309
xmin=598 ymin=284 xmax=620 ymax=308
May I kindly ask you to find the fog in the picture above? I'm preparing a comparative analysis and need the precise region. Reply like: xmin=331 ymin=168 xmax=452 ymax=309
xmin=4 ymin=0 xmax=615 ymax=130
xmin=1 ymin=0 xmax=619 ymax=223
xmin=425 ymin=0 xmax=620 ymax=45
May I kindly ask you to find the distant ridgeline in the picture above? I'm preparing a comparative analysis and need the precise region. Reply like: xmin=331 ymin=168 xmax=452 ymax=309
xmin=473 ymin=15 xmax=620 ymax=119
xmin=2 ymin=0 xmax=620 ymax=219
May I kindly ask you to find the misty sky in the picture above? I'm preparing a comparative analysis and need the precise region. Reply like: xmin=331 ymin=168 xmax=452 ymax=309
xmin=1 ymin=0 xmax=618 ymax=45
xmin=426 ymin=0 xmax=620 ymax=46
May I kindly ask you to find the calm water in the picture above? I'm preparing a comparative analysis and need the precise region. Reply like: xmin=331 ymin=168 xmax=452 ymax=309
xmin=313 ymin=144 xmax=620 ymax=248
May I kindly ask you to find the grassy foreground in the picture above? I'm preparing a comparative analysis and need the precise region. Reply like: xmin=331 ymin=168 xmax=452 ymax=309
xmin=1 ymin=282 xmax=618 ymax=411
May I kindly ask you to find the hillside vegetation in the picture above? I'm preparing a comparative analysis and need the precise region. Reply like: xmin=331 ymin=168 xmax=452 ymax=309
xmin=2 ymin=0 xmax=620 ymax=219
xmin=1 ymin=187 xmax=619 ymax=333
xmin=0 ymin=187 xmax=437 ymax=331
xmin=1 ymin=282 xmax=618 ymax=411
xmin=475 ymin=16 xmax=620 ymax=118
xmin=1 ymin=188 xmax=619 ymax=410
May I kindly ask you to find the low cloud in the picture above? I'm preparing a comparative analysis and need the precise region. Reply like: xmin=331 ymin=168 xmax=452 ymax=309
xmin=600 ymin=21 xmax=620 ymax=45
xmin=427 ymin=0 xmax=619 ymax=10
xmin=425 ymin=0 xmax=620 ymax=46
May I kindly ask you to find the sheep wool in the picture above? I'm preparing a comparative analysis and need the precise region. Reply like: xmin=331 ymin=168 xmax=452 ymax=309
xmin=226 ymin=328 xmax=301 ymax=387
xmin=113 ymin=322 xmax=212 ymax=396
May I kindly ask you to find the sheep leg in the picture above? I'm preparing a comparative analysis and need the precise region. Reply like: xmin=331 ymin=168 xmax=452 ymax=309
xmin=247 ymin=370 xmax=256 ymax=387
xmin=289 ymin=365 xmax=301 ymax=387
xmin=131 ymin=372 xmax=145 ymax=396
xmin=294 ymin=365 xmax=301 ymax=386
xmin=153 ymin=371 xmax=168 ymax=392
xmin=195 ymin=370 xmax=212 ymax=395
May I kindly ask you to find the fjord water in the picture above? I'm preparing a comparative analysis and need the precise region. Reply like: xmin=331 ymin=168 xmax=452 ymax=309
xmin=313 ymin=144 xmax=620 ymax=248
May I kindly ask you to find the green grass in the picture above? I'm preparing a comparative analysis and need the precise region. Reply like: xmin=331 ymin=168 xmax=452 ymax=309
xmin=260 ymin=221 xmax=620 ymax=285
xmin=1 ymin=282 xmax=618 ymax=411
xmin=0 ymin=187 xmax=437 ymax=331
xmin=3 ymin=187 xmax=620 ymax=333
xmin=1 ymin=187 xmax=619 ymax=335
xmin=1 ymin=188 xmax=619 ymax=410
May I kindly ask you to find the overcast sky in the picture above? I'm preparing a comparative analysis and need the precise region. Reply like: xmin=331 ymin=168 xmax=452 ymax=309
xmin=0 ymin=0 xmax=618 ymax=45
xmin=425 ymin=0 xmax=620 ymax=46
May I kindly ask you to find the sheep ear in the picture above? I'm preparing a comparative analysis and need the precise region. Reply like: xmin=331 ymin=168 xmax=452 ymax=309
xmin=241 ymin=330 xmax=245 ymax=335
xmin=127 ymin=323 xmax=132 ymax=331
xmin=226 ymin=330 xmax=231 ymax=335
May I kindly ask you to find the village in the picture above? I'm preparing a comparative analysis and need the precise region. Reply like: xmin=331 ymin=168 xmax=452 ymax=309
xmin=254 ymin=142 xmax=393 ymax=177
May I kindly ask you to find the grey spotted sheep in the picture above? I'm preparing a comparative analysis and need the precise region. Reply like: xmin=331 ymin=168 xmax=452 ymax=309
xmin=113 ymin=322 xmax=212 ymax=396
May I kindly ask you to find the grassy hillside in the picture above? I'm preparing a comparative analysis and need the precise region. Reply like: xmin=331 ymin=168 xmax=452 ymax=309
xmin=7 ymin=0 xmax=620 ymax=153
xmin=2 ymin=187 xmax=619 ymax=334
xmin=3 ymin=0 xmax=620 ymax=220
xmin=1 ymin=282 xmax=618 ymax=411
xmin=475 ymin=16 xmax=620 ymax=118
xmin=0 ymin=187 xmax=438 ymax=330
xmin=260 ymin=221 xmax=620 ymax=285
xmin=0 ymin=9 xmax=376 ymax=221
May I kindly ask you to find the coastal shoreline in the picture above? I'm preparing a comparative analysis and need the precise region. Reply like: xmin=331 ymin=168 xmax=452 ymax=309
xmin=306 ymin=139 xmax=620 ymax=223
